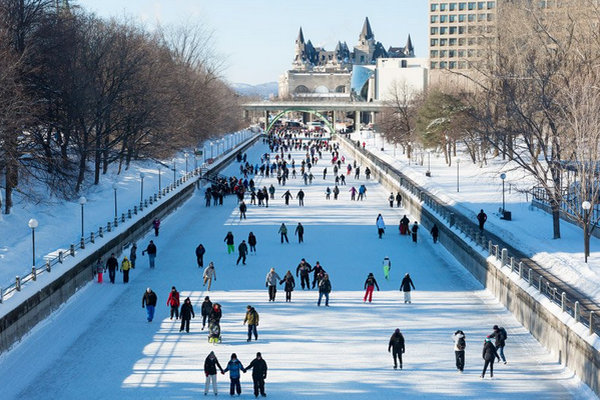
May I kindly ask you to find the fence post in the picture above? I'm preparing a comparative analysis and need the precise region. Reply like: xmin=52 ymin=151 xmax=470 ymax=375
xmin=0 ymin=287 xmax=3 ymax=303
xmin=91 ymin=232 xmax=95 ymax=244
xmin=561 ymin=292 xmax=566 ymax=312
xmin=575 ymin=301 xmax=580 ymax=322
xmin=46 ymin=260 xmax=51 ymax=273
xmin=15 ymin=276 xmax=21 ymax=291
xmin=501 ymin=249 xmax=508 ymax=267
xmin=70 ymin=244 xmax=75 ymax=257
xmin=32 ymin=266 xmax=37 ymax=281
xmin=133 ymin=206 xmax=138 ymax=215
xmin=144 ymin=199 xmax=148 ymax=208
xmin=114 ymin=217 xmax=118 ymax=228
xmin=488 ymin=241 xmax=493 ymax=256
xmin=99 ymin=226 xmax=104 ymax=238
xmin=121 ymin=213 xmax=126 ymax=223
xmin=80 ymin=237 xmax=85 ymax=249
xmin=509 ymin=257 xmax=514 ymax=272
xmin=59 ymin=251 xmax=64 ymax=263
xmin=590 ymin=312 xmax=595 ymax=335
xmin=107 ymin=222 xmax=112 ymax=232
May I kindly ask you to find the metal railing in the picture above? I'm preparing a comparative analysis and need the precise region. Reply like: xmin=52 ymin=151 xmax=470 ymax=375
xmin=338 ymin=134 xmax=600 ymax=336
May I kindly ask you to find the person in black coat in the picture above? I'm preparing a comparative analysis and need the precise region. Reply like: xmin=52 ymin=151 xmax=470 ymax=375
xmin=179 ymin=297 xmax=195 ymax=333
xmin=279 ymin=271 xmax=296 ymax=302
xmin=395 ymin=192 xmax=402 ymax=207
xmin=201 ymin=296 xmax=212 ymax=330
xmin=411 ymin=222 xmax=419 ymax=243
xmin=239 ymin=201 xmax=247 ymax=220
xmin=105 ymin=253 xmax=118 ymax=284
xmin=311 ymin=262 xmax=325 ymax=289
xmin=248 ymin=232 xmax=257 ymax=254
xmin=481 ymin=338 xmax=500 ymax=378
xmin=244 ymin=352 xmax=268 ymax=398
xmin=295 ymin=222 xmax=304 ymax=243
xmin=388 ymin=328 xmax=405 ymax=369
xmin=489 ymin=325 xmax=508 ymax=364
xmin=477 ymin=209 xmax=488 ymax=232
xmin=204 ymin=351 xmax=224 ymax=395
xmin=236 ymin=240 xmax=248 ymax=265
xmin=400 ymin=273 xmax=415 ymax=304
xmin=195 ymin=244 xmax=205 ymax=267
xmin=296 ymin=259 xmax=313 ymax=290
xmin=430 ymin=224 xmax=439 ymax=244
xmin=363 ymin=272 xmax=380 ymax=303
xmin=142 ymin=288 xmax=158 ymax=322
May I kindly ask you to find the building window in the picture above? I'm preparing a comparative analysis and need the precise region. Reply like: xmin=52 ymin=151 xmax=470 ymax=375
xmin=430 ymin=50 xmax=439 ymax=58
xmin=449 ymin=26 xmax=457 ymax=34
xmin=487 ymin=13 xmax=494 ymax=21
xmin=440 ymin=15 xmax=447 ymax=22
xmin=449 ymin=50 xmax=456 ymax=58
xmin=449 ymin=15 xmax=456 ymax=22
xmin=458 ymin=61 xmax=467 ymax=69
xmin=459 ymin=2 xmax=466 ymax=10
xmin=431 ymin=3 xmax=438 ymax=11
xmin=440 ymin=3 xmax=447 ymax=11
xmin=431 ymin=27 xmax=439 ymax=34
xmin=458 ymin=26 xmax=465 ymax=34
xmin=449 ymin=38 xmax=457 ymax=45
xmin=468 ymin=2 xmax=475 ymax=10
xmin=440 ymin=27 xmax=448 ymax=34
xmin=450 ymin=2 xmax=457 ymax=10
xmin=440 ymin=38 xmax=447 ymax=46
xmin=431 ymin=15 xmax=438 ymax=22
xmin=478 ymin=13 xmax=486 ymax=21
xmin=440 ymin=50 xmax=447 ymax=57
xmin=431 ymin=61 xmax=438 ymax=69
xmin=449 ymin=61 xmax=457 ymax=69
xmin=458 ymin=49 xmax=466 ymax=57
xmin=459 ymin=14 xmax=466 ymax=22
xmin=478 ymin=1 xmax=485 ymax=9
xmin=487 ymin=1 xmax=495 ymax=8
xmin=440 ymin=61 xmax=448 ymax=68
xmin=468 ymin=14 xmax=476 ymax=22
xmin=458 ymin=38 xmax=466 ymax=45
xmin=431 ymin=38 xmax=439 ymax=46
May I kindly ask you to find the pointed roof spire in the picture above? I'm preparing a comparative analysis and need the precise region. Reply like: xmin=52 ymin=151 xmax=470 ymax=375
xmin=405 ymin=34 xmax=414 ymax=54
xmin=360 ymin=17 xmax=374 ymax=40
xmin=296 ymin=27 xmax=305 ymax=44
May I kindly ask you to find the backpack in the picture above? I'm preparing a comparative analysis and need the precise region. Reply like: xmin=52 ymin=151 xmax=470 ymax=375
xmin=499 ymin=327 xmax=507 ymax=341
xmin=457 ymin=336 xmax=466 ymax=351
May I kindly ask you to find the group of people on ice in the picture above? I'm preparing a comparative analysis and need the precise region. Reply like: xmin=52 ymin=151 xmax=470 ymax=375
xmin=203 ymin=351 xmax=269 ymax=397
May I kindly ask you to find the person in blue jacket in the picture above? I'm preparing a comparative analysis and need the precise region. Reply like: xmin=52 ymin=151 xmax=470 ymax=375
xmin=222 ymin=353 xmax=245 ymax=396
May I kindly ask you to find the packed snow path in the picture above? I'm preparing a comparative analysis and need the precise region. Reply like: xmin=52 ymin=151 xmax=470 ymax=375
xmin=0 ymin=141 xmax=593 ymax=399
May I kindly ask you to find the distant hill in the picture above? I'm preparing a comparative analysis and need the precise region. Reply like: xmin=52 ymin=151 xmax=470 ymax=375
xmin=231 ymin=82 xmax=278 ymax=99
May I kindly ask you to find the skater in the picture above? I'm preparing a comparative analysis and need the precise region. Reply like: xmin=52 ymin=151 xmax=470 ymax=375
xmin=481 ymin=338 xmax=500 ymax=378
xmin=120 ymin=256 xmax=131 ymax=283
xmin=382 ymin=256 xmax=392 ymax=280
xmin=489 ymin=325 xmax=508 ymax=364
xmin=204 ymin=351 xmax=224 ymax=395
xmin=323 ymin=168 xmax=327 ymax=179
xmin=400 ymin=273 xmax=415 ymax=303
xmin=244 ymin=352 xmax=268 ymax=398
xmin=280 ymin=270 xmax=295 ymax=302
xmin=248 ymin=232 xmax=257 ymax=254
xmin=399 ymin=215 xmax=410 ymax=235
xmin=388 ymin=328 xmax=405 ymax=369
xmin=349 ymin=186 xmax=357 ymax=201
xmin=477 ymin=209 xmax=487 ymax=232
xmin=224 ymin=231 xmax=235 ymax=254
xmin=295 ymin=222 xmax=304 ymax=243
xmin=129 ymin=243 xmax=137 ymax=269
xmin=317 ymin=273 xmax=331 ymax=306
xmin=453 ymin=330 xmax=466 ymax=372
xmin=142 ymin=287 xmax=157 ymax=322
xmin=95 ymin=258 xmax=104 ymax=283
xmin=363 ymin=272 xmax=380 ymax=303
xmin=106 ymin=253 xmax=118 ymax=284
xmin=208 ymin=303 xmax=222 ymax=343
xmin=243 ymin=305 xmax=259 ymax=341
xmin=196 ymin=243 xmax=205 ymax=267
xmin=365 ymin=167 xmax=371 ymax=179
xmin=239 ymin=201 xmax=247 ymax=220
xmin=395 ymin=192 xmax=402 ymax=208
xmin=269 ymin=184 xmax=275 ymax=199
xmin=278 ymin=223 xmax=289 ymax=243
xmin=358 ymin=185 xmax=367 ymax=200
xmin=311 ymin=261 xmax=326 ymax=289
xmin=201 ymin=296 xmax=212 ymax=330
xmin=333 ymin=185 xmax=340 ymax=200
xmin=179 ymin=297 xmax=195 ymax=333
xmin=152 ymin=218 xmax=160 ymax=236
xmin=325 ymin=187 xmax=331 ymax=199
xmin=297 ymin=189 xmax=305 ymax=206
xmin=236 ymin=240 xmax=248 ymax=265
xmin=265 ymin=268 xmax=281 ymax=301
xmin=142 ymin=240 xmax=157 ymax=268
xmin=376 ymin=214 xmax=386 ymax=239
xmin=411 ymin=221 xmax=419 ymax=243
xmin=296 ymin=258 xmax=313 ymax=290
xmin=223 ymin=353 xmax=245 ymax=396
xmin=203 ymin=262 xmax=217 ymax=291
xmin=431 ymin=224 xmax=439 ymax=244
xmin=167 ymin=286 xmax=180 ymax=320
xmin=282 ymin=190 xmax=292 ymax=205
xmin=388 ymin=193 xmax=394 ymax=207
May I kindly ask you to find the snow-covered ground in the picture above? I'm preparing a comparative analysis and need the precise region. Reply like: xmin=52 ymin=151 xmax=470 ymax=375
xmin=352 ymin=131 xmax=600 ymax=304
xmin=0 ymin=140 xmax=594 ymax=399
xmin=0 ymin=130 xmax=255 ymax=290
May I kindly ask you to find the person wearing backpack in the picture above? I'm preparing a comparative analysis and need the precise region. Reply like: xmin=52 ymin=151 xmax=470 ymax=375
xmin=453 ymin=330 xmax=466 ymax=372
xmin=490 ymin=325 xmax=508 ymax=364
xmin=388 ymin=328 xmax=405 ymax=369
xmin=363 ymin=272 xmax=380 ymax=303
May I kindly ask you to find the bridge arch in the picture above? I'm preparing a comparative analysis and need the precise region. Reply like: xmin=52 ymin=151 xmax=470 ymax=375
xmin=266 ymin=109 xmax=335 ymax=136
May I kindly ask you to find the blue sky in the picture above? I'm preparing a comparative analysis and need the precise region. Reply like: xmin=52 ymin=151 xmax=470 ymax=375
xmin=76 ymin=0 xmax=428 ymax=85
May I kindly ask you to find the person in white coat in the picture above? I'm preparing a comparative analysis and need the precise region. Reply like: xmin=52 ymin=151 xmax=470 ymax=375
xmin=376 ymin=214 xmax=386 ymax=239
xmin=453 ymin=330 xmax=466 ymax=372
xmin=265 ymin=268 xmax=281 ymax=302
xmin=203 ymin=262 xmax=217 ymax=291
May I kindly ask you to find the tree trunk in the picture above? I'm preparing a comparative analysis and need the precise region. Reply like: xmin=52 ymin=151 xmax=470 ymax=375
xmin=550 ymin=197 xmax=561 ymax=239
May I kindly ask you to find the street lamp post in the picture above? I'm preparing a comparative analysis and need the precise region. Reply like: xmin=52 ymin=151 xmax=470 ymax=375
xmin=112 ymin=183 xmax=118 ymax=220
xmin=426 ymin=151 xmax=431 ymax=177
xmin=28 ymin=218 xmax=38 ymax=268
xmin=173 ymin=158 xmax=176 ymax=183
xmin=500 ymin=173 xmax=507 ymax=212
xmin=456 ymin=158 xmax=461 ymax=192
xmin=139 ymin=172 xmax=145 ymax=205
xmin=184 ymin=153 xmax=189 ymax=174
xmin=79 ymin=196 xmax=87 ymax=240
xmin=583 ymin=201 xmax=592 ymax=263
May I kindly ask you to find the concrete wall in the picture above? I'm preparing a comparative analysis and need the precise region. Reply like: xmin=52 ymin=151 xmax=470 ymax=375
xmin=337 ymin=135 xmax=600 ymax=396
xmin=0 ymin=135 xmax=261 ymax=355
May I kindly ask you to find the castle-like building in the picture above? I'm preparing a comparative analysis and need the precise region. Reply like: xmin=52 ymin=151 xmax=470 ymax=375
xmin=279 ymin=17 xmax=417 ymax=100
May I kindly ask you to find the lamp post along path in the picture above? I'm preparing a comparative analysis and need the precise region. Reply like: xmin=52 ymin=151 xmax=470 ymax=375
xmin=583 ymin=201 xmax=592 ymax=263
xmin=28 ymin=219 xmax=38 ymax=268
xmin=79 ymin=196 xmax=87 ymax=239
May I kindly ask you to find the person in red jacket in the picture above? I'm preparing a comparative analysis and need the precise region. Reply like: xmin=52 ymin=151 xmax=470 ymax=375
xmin=363 ymin=272 xmax=380 ymax=303
xmin=167 ymin=286 xmax=180 ymax=320
xmin=152 ymin=218 xmax=161 ymax=236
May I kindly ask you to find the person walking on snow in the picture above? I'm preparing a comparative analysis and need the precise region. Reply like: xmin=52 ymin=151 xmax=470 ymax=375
xmin=400 ymin=273 xmax=415 ymax=303
xmin=269 ymin=184 xmax=275 ymax=200
xmin=382 ymin=257 xmax=392 ymax=280
xmin=243 ymin=305 xmax=259 ymax=341
xmin=311 ymin=261 xmax=326 ymax=289
xmin=333 ymin=185 xmax=340 ymax=200
xmin=195 ymin=243 xmax=205 ymax=267
xmin=395 ymin=192 xmax=402 ymax=208
xmin=318 ymin=273 xmax=332 ymax=307
xmin=239 ymin=201 xmax=247 ymax=220
xmin=203 ymin=262 xmax=217 ymax=291
xmin=201 ymin=296 xmax=212 ymax=330
xmin=265 ymin=268 xmax=281 ymax=301
xmin=280 ymin=270 xmax=296 ymax=302
xmin=297 ymin=189 xmax=305 ymax=206
xmin=349 ymin=186 xmax=357 ymax=201
xmin=282 ymin=190 xmax=292 ymax=205
xmin=248 ymin=232 xmax=257 ymax=254
xmin=399 ymin=215 xmax=410 ymax=235
xmin=376 ymin=214 xmax=386 ymax=239
xmin=95 ymin=258 xmax=104 ymax=283
xmin=388 ymin=193 xmax=394 ymax=207
xmin=431 ymin=224 xmax=439 ymax=243
xmin=142 ymin=288 xmax=157 ymax=322
xmin=325 ymin=187 xmax=331 ymax=199
xmin=388 ymin=328 xmax=405 ymax=369
xmin=152 ymin=218 xmax=160 ymax=236
xmin=477 ymin=209 xmax=488 ymax=232
xmin=106 ymin=253 xmax=118 ymax=283
xmin=411 ymin=221 xmax=419 ymax=243
xmin=244 ymin=352 xmax=268 ymax=398
xmin=296 ymin=259 xmax=313 ymax=290
xmin=278 ymin=223 xmax=289 ymax=243
xmin=489 ymin=325 xmax=508 ymax=364
xmin=179 ymin=297 xmax=195 ymax=333
xmin=295 ymin=222 xmax=304 ymax=243
xmin=237 ymin=240 xmax=248 ymax=265
xmin=204 ymin=351 xmax=224 ymax=395
xmin=481 ymin=338 xmax=500 ymax=378
xmin=222 ymin=353 xmax=245 ymax=396
xmin=129 ymin=243 xmax=137 ymax=269
xmin=363 ymin=272 xmax=380 ymax=303
xmin=120 ymin=256 xmax=131 ymax=284
xmin=224 ymin=232 xmax=235 ymax=254
xmin=166 ymin=286 xmax=180 ymax=320
xmin=453 ymin=330 xmax=466 ymax=372
xmin=142 ymin=240 xmax=157 ymax=268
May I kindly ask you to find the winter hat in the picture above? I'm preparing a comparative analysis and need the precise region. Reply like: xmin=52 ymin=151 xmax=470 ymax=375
xmin=231 ymin=353 xmax=237 ymax=359
xmin=146 ymin=288 xmax=151 ymax=293
xmin=209 ymin=351 xmax=215 ymax=358
xmin=205 ymin=296 xmax=210 ymax=301
xmin=256 ymin=352 xmax=262 ymax=358
xmin=493 ymin=325 xmax=499 ymax=330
